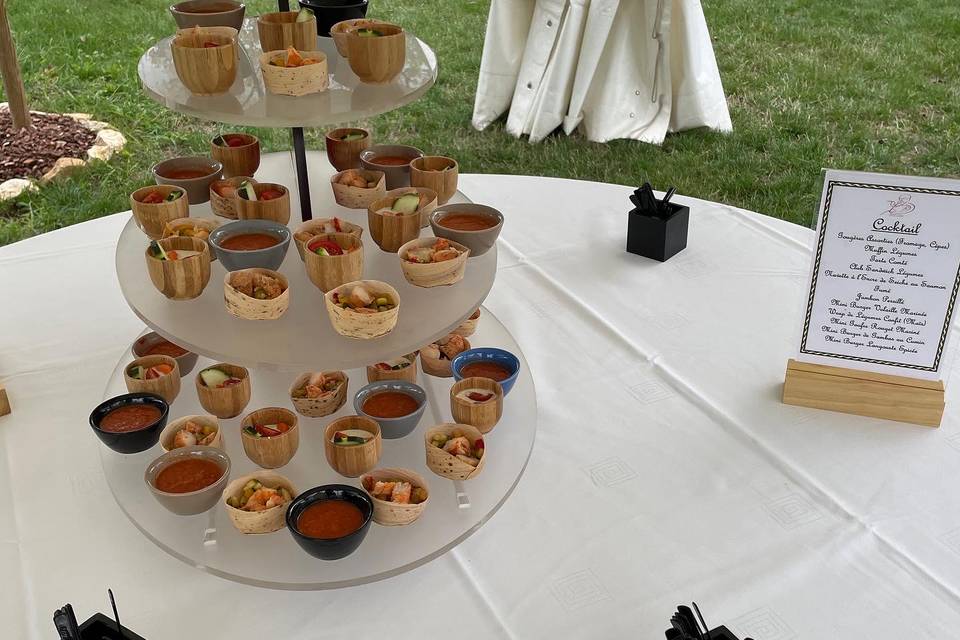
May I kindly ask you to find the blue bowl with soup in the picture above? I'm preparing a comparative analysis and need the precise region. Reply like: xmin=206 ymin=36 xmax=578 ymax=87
xmin=451 ymin=347 xmax=520 ymax=396
xmin=208 ymin=219 xmax=291 ymax=271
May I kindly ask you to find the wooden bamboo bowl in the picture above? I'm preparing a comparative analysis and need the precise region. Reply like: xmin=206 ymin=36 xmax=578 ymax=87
xmin=124 ymin=355 xmax=181 ymax=404
xmin=195 ymin=363 xmax=251 ymax=418
xmin=410 ymin=156 xmax=458 ymax=205
xmin=324 ymin=415 xmax=382 ymax=477
xmin=325 ymin=280 xmax=400 ymax=339
xmin=424 ymin=423 xmax=486 ymax=481
xmin=209 ymin=176 xmax=256 ymax=219
xmin=398 ymin=237 xmax=470 ymax=288
xmin=367 ymin=191 xmax=426 ymax=252
xmin=236 ymin=182 xmax=290 ymax=224
xmin=241 ymin=407 xmax=299 ymax=469
xmin=161 ymin=217 xmax=221 ymax=260
xmin=450 ymin=377 xmax=503 ymax=434
xmin=260 ymin=50 xmax=328 ymax=97
xmin=222 ymin=471 xmax=298 ymax=534
xmin=145 ymin=236 xmax=212 ymax=300
xmin=371 ymin=186 xmax=437 ymax=230
xmin=366 ymin=352 xmax=418 ymax=384
xmin=257 ymin=11 xmax=317 ymax=52
xmin=420 ymin=336 xmax=470 ymax=378
xmin=224 ymin=268 xmax=290 ymax=320
xmin=303 ymin=232 xmax=364 ymax=293
xmin=130 ymin=185 xmax=188 ymax=239
xmin=171 ymin=26 xmax=238 ymax=95
xmin=210 ymin=133 xmax=260 ymax=178
xmin=345 ymin=22 xmax=405 ymax=84
xmin=160 ymin=414 xmax=223 ymax=452
xmin=330 ymin=18 xmax=377 ymax=56
xmin=360 ymin=467 xmax=429 ymax=526
xmin=289 ymin=371 xmax=348 ymax=418
xmin=294 ymin=217 xmax=363 ymax=261
xmin=330 ymin=169 xmax=385 ymax=208
xmin=453 ymin=308 xmax=481 ymax=337
xmin=325 ymin=127 xmax=371 ymax=171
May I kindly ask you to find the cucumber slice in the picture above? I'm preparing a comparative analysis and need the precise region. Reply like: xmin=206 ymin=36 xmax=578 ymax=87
xmin=200 ymin=368 xmax=230 ymax=387
xmin=393 ymin=193 xmax=420 ymax=215
xmin=296 ymin=7 xmax=313 ymax=22
xmin=239 ymin=180 xmax=257 ymax=200
xmin=128 ymin=365 xmax=145 ymax=380
xmin=341 ymin=132 xmax=365 ymax=141
xmin=357 ymin=28 xmax=381 ymax=37
xmin=165 ymin=190 xmax=182 ymax=201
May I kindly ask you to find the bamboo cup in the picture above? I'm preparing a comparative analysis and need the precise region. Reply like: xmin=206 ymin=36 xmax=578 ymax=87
xmin=367 ymin=192 xmax=423 ymax=252
xmin=241 ymin=407 xmax=299 ymax=469
xmin=236 ymin=182 xmax=290 ymax=224
xmin=260 ymin=50 xmax=328 ymax=96
xmin=325 ymin=280 xmax=400 ymax=339
xmin=325 ymin=128 xmax=371 ymax=171
xmin=424 ymin=423 xmax=485 ymax=481
xmin=131 ymin=185 xmax=188 ymax=239
xmin=224 ymin=268 xmax=290 ymax=320
xmin=324 ymin=415 xmax=382 ymax=477
xmin=330 ymin=169 xmax=385 ymax=208
xmin=372 ymin=186 xmax=437 ymax=230
xmin=450 ymin=377 xmax=503 ymax=434
xmin=410 ymin=156 xmax=458 ymax=205
xmin=171 ymin=26 xmax=238 ymax=95
xmin=294 ymin=218 xmax=363 ymax=261
xmin=195 ymin=363 xmax=251 ymax=418
xmin=453 ymin=308 xmax=481 ymax=337
xmin=303 ymin=232 xmax=364 ymax=293
xmin=330 ymin=18 xmax=377 ymax=57
xmin=398 ymin=237 xmax=470 ymax=288
xmin=124 ymin=355 xmax=181 ymax=404
xmin=360 ymin=467 xmax=429 ymax=525
xmin=366 ymin=353 xmax=418 ymax=384
xmin=209 ymin=176 xmax=256 ymax=219
xmin=160 ymin=414 xmax=223 ymax=452
xmin=289 ymin=371 xmax=349 ymax=418
xmin=345 ymin=22 xmax=405 ymax=83
xmin=222 ymin=471 xmax=298 ymax=534
xmin=257 ymin=11 xmax=317 ymax=52
xmin=145 ymin=236 xmax=212 ymax=300
xmin=210 ymin=133 xmax=260 ymax=178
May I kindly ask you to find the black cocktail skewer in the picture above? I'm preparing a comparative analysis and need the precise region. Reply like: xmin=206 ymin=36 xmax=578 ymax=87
xmin=108 ymin=589 xmax=123 ymax=639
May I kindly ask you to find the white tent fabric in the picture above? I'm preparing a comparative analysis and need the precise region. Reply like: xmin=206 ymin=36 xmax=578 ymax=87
xmin=472 ymin=0 xmax=733 ymax=144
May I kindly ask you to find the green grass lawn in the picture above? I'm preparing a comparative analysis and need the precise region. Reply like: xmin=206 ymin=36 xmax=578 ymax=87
xmin=1 ymin=0 xmax=958 ymax=245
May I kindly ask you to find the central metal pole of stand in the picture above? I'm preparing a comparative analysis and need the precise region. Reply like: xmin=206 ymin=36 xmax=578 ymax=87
xmin=277 ymin=0 xmax=313 ymax=222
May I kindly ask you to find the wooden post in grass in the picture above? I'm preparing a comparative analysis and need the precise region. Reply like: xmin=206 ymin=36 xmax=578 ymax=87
xmin=0 ymin=0 xmax=31 ymax=130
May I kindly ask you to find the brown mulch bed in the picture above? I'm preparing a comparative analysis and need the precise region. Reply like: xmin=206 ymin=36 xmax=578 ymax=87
xmin=0 ymin=110 xmax=96 ymax=182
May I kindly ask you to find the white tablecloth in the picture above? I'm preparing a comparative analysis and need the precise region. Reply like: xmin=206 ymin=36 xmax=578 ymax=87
xmin=4 ymin=174 xmax=960 ymax=639
xmin=472 ymin=0 xmax=732 ymax=143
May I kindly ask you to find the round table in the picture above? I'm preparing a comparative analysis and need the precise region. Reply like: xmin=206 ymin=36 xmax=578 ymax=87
xmin=3 ymin=174 xmax=960 ymax=639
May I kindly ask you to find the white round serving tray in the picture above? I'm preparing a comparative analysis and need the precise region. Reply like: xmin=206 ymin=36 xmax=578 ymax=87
xmin=98 ymin=307 xmax=536 ymax=589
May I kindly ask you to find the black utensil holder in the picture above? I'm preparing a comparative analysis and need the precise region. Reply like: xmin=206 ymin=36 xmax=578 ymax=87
xmin=79 ymin=612 xmax=147 ymax=640
xmin=665 ymin=625 xmax=745 ymax=640
xmin=626 ymin=202 xmax=689 ymax=262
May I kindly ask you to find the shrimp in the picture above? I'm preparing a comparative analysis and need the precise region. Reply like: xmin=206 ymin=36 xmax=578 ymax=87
xmin=433 ymin=249 xmax=460 ymax=262
xmin=243 ymin=488 xmax=285 ymax=512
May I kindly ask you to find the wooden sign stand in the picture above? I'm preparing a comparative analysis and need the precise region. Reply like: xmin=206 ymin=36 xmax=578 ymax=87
xmin=782 ymin=359 xmax=944 ymax=427
xmin=0 ymin=384 xmax=10 ymax=417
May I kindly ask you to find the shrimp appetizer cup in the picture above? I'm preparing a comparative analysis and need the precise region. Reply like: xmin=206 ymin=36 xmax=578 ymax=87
xmin=289 ymin=371 xmax=349 ymax=418
xmin=453 ymin=308 xmax=481 ymax=337
xmin=196 ymin=363 xmax=251 ymax=419
xmin=330 ymin=168 xmax=386 ymax=208
xmin=124 ymin=355 xmax=181 ymax=404
xmin=360 ymin=467 xmax=429 ymax=526
xmin=241 ymin=407 xmax=299 ymax=469
xmin=260 ymin=48 xmax=328 ymax=97
xmin=223 ymin=471 xmax=297 ymax=534
xmin=398 ymin=236 xmax=470 ymax=287
xmin=325 ymin=280 xmax=400 ymax=339
xmin=224 ymin=268 xmax=290 ymax=320
xmin=419 ymin=334 xmax=470 ymax=378
xmin=160 ymin=414 xmax=223 ymax=452
xmin=424 ymin=423 xmax=486 ymax=481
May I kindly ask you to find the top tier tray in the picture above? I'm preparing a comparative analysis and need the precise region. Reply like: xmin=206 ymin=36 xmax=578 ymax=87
xmin=138 ymin=18 xmax=438 ymax=128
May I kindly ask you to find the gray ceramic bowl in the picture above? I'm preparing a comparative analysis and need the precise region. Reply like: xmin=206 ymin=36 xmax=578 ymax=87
xmin=145 ymin=445 xmax=231 ymax=516
xmin=170 ymin=0 xmax=246 ymax=30
xmin=131 ymin=331 xmax=199 ymax=376
xmin=360 ymin=144 xmax=423 ymax=189
xmin=152 ymin=156 xmax=223 ymax=204
xmin=208 ymin=219 xmax=291 ymax=271
xmin=429 ymin=203 xmax=504 ymax=257
xmin=353 ymin=380 xmax=426 ymax=440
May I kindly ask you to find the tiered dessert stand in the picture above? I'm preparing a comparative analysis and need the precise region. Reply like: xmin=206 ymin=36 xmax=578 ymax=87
xmin=97 ymin=16 xmax=537 ymax=589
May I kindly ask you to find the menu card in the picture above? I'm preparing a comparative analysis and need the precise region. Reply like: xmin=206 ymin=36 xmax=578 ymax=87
xmin=798 ymin=170 xmax=960 ymax=379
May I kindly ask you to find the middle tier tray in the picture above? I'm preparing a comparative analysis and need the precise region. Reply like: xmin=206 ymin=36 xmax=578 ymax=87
xmin=116 ymin=151 xmax=497 ymax=370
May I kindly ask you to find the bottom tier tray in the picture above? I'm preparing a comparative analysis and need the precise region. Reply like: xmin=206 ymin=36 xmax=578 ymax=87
xmin=99 ymin=306 xmax=536 ymax=590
